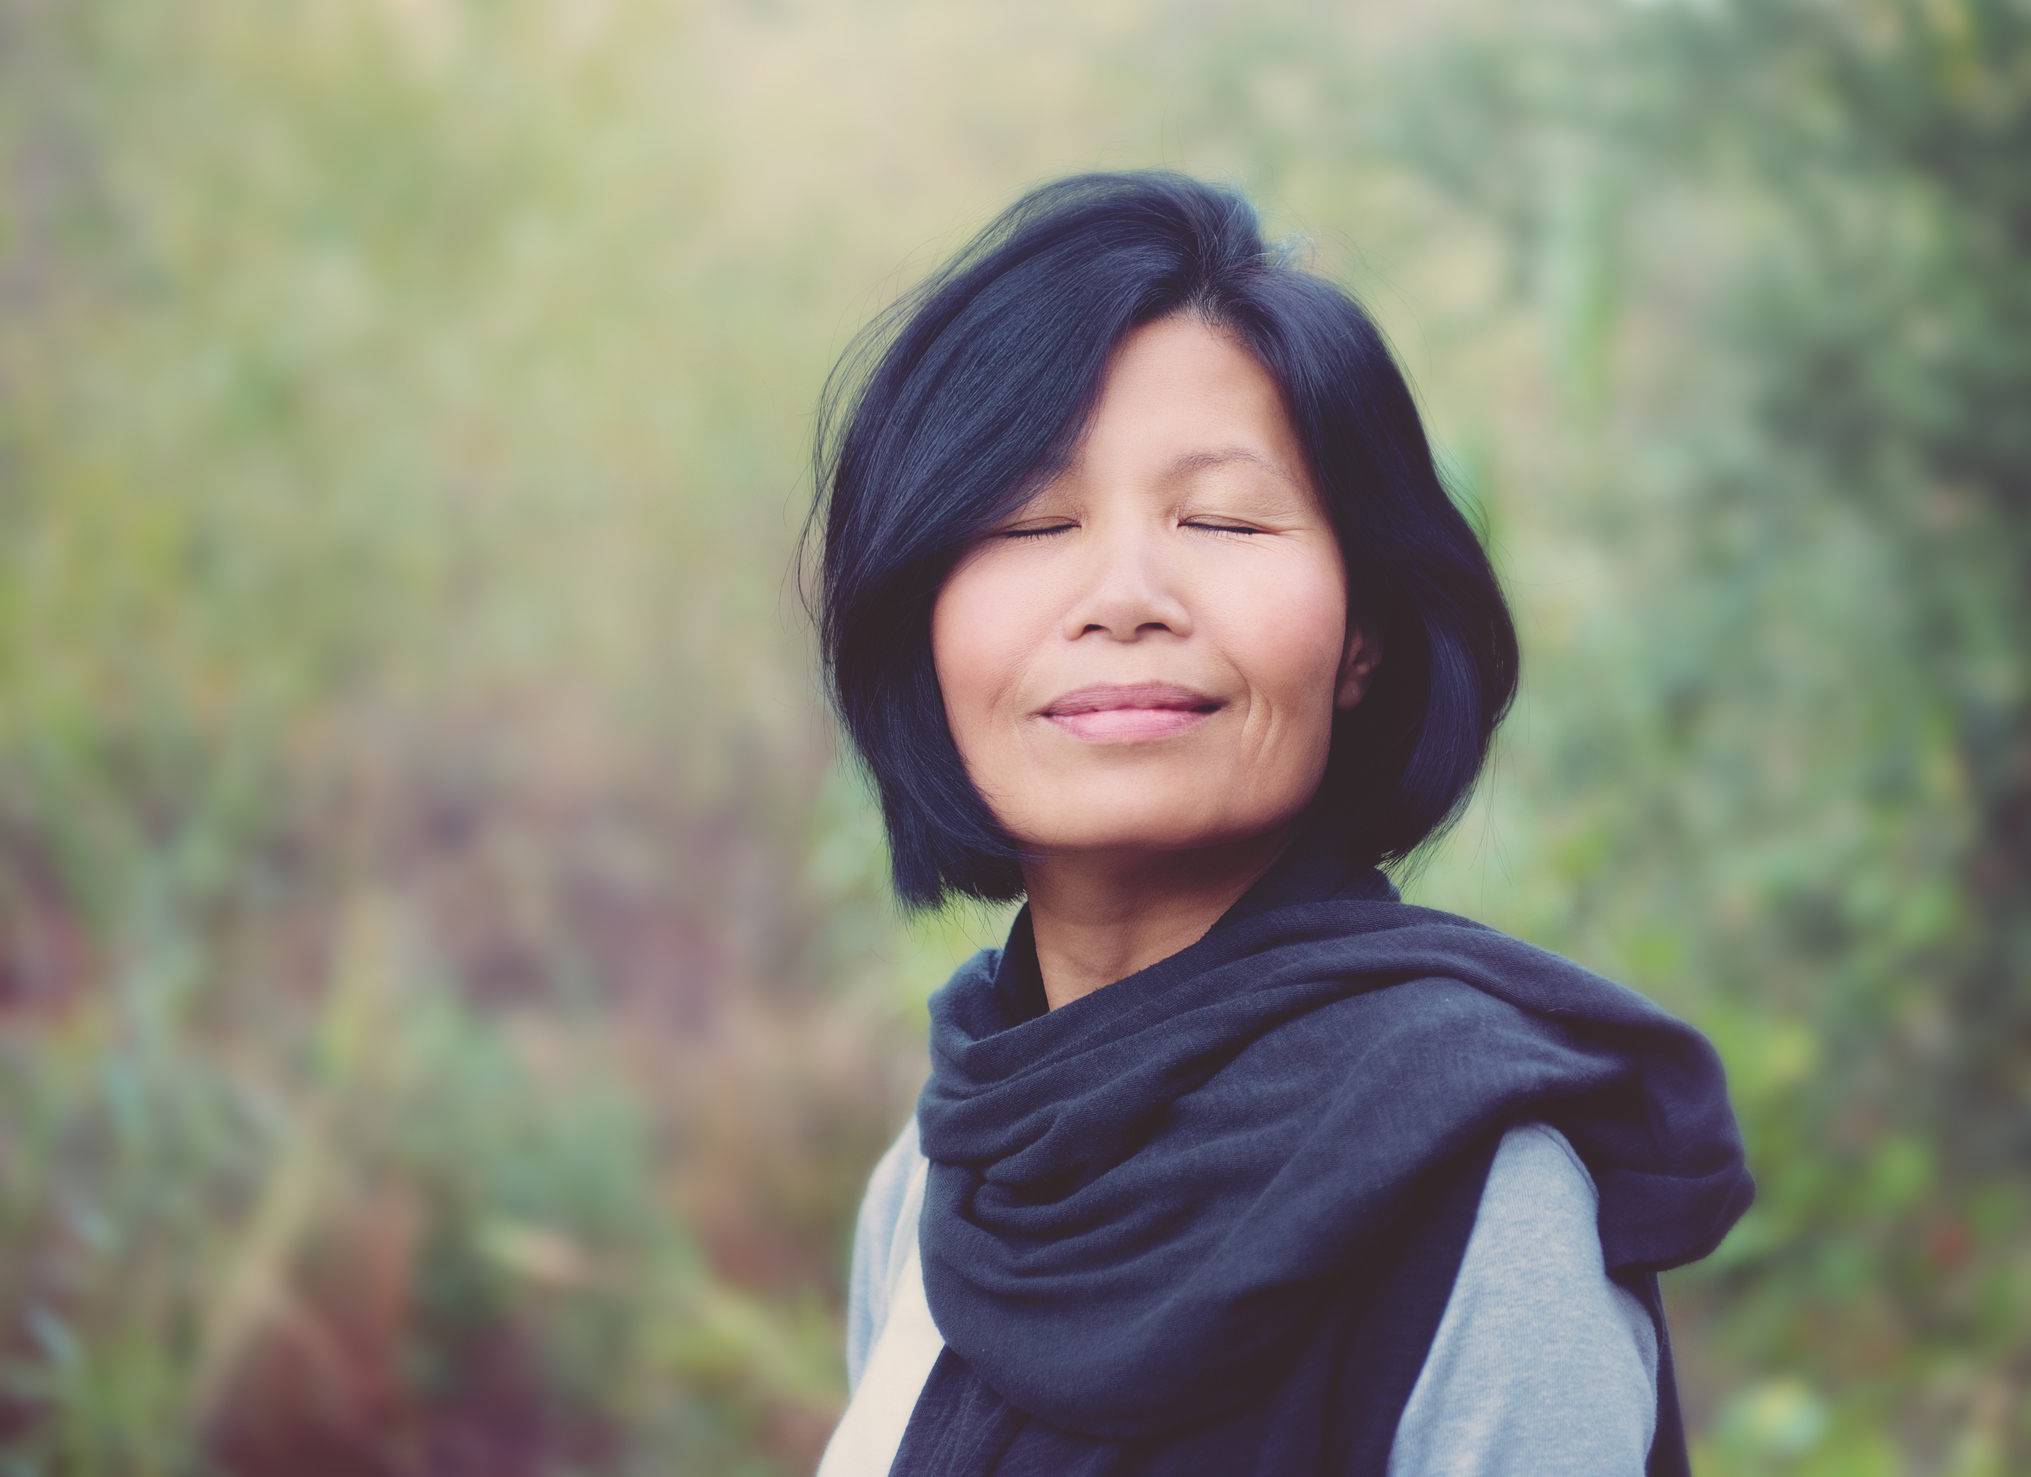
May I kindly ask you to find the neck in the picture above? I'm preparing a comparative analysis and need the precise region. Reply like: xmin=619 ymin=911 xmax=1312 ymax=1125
xmin=1022 ymin=826 xmax=1297 ymax=1011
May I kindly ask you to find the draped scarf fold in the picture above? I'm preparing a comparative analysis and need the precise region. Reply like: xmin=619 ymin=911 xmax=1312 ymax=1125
xmin=905 ymin=837 xmax=1753 ymax=1474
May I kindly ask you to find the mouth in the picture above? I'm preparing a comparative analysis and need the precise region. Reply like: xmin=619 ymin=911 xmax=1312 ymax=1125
xmin=1039 ymin=682 xmax=1223 ymax=742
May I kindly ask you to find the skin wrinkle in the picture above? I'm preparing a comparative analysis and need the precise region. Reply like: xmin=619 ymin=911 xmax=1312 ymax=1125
xmin=931 ymin=317 xmax=1381 ymax=1008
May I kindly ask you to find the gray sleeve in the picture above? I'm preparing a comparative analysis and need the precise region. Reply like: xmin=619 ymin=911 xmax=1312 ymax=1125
xmin=1388 ymin=1123 xmax=1660 ymax=1477
xmin=845 ymin=1116 xmax=922 ymax=1395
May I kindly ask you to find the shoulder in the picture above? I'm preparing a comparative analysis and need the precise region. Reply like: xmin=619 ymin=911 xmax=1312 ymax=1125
xmin=1471 ymin=1126 xmax=1635 ymax=1288
xmin=1389 ymin=1123 xmax=1660 ymax=1477
xmin=845 ymin=1116 xmax=929 ymax=1393
xmin=864 ymin=1114 xmax=924 ymax=1221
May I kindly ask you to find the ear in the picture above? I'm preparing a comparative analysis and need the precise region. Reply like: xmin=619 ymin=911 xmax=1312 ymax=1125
xmin=1335 ymin=626 xmax=1382 ymax=710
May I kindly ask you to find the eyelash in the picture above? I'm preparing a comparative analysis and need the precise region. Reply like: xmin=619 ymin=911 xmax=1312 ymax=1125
xmin=995 ymin=520 xmax=1263 ymax=539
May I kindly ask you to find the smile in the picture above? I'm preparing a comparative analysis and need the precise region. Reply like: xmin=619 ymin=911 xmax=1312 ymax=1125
xmin=1039 ymin=683 xmax=1223 ymax=742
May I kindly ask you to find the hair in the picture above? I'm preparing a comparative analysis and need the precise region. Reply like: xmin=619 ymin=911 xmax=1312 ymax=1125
xmin=807 ymin=171 xmax=1518 ymax=909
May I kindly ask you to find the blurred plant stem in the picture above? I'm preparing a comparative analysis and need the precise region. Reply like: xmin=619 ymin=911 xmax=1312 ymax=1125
xmin=185 ymin=894 xmax=402 ymax=1429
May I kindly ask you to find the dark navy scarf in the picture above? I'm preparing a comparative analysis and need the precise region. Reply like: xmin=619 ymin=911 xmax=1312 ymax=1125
xmin=896 ymin=823 xmax=1754 ymax=1476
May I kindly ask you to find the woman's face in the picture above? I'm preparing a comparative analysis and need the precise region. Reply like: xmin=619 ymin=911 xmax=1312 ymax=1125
xmin=931 ymin=315 xmax=1378 ymax=860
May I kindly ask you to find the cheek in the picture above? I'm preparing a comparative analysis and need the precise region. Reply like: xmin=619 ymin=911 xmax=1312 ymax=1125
xmin=930 ymin=554 xmax=1022 ymax=749
xmin=1232 ymin=559 xmax=1349 ymax=719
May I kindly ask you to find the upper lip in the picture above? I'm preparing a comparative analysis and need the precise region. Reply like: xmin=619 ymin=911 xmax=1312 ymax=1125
xmin=1041 ymin=682 xmax=1222 ymax=716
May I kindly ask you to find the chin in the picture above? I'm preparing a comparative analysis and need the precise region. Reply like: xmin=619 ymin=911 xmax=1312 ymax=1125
xmin=1023 ymin=800 xmax=1280 ymax=858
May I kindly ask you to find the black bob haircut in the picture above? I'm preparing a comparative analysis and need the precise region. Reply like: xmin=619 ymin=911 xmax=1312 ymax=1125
xmin=808 ymin=171 xmax=1518 ymax=910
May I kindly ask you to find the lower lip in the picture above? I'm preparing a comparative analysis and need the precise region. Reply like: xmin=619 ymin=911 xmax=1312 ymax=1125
xmin=1043 ymin=707 xmax=1216 ymax=742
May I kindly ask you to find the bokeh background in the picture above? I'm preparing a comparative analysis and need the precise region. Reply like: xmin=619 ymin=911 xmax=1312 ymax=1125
xmin=1 ymin=0 xmax=2026 ymax=1472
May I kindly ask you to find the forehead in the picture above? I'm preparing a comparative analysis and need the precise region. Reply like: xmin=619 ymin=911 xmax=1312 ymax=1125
xmin=1070 ymin=316 xmax=1310 ymax=487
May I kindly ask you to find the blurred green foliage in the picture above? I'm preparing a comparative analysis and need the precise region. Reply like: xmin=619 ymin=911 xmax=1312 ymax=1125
xmin=0 ymin=0 xmax=2023 ymax=1472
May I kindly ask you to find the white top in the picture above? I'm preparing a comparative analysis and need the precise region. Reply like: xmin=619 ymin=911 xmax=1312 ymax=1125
xmin=821 ymin=1120 xmax=1659 ymax=1476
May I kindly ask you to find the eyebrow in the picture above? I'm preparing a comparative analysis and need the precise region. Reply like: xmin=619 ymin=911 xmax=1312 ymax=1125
xmin=1167 ymin=447 xmax=1304 ymax=490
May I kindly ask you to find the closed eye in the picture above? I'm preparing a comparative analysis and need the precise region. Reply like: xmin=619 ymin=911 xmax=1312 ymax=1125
xmin=996 ymin=522 xmax=1077 ymax=540
xmin=1182 ymin=519 xmax=1266 ymax=535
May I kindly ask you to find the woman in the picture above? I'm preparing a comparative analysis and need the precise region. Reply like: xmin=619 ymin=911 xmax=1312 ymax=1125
xmin=810 ymin=173 xmax=1752 ymax=1477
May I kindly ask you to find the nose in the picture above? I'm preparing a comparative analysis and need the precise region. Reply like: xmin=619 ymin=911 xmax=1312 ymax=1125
xmin=1060 ymin=521 xmax=1192 ymax=642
